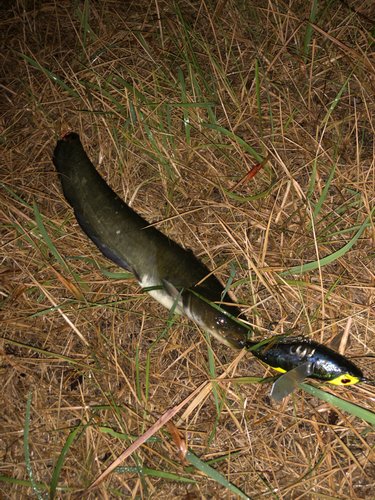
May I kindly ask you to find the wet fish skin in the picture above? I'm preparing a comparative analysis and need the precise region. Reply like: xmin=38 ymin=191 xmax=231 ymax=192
xmin=53 ymin=132 xmax=250 ymax=348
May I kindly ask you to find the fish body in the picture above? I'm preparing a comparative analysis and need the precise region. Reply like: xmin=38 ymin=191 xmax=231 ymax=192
xmin=53 ymin=133 xmax=364 ymax=388
xmin=245 ymin=337 xmax=364 ymax=386
xmin=53 ymin=133 xmax=249 ymax=349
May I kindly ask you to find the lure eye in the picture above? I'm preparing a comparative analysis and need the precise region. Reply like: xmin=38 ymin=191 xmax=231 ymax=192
xmin=340 ymin=378 xmax=351 ymax=385
xmin=217 ymin=317 xmax=227 ymax=326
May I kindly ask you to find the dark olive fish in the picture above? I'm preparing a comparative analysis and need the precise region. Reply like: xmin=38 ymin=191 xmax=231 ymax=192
xmin=53 ymin=132 xmax=249 ymax=349
xmin=53 ymin=133 xmax=365 ymax=392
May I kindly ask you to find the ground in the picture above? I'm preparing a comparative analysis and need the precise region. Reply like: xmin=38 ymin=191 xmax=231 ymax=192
xmin=0 ymin=1 xmax=375 ymax=499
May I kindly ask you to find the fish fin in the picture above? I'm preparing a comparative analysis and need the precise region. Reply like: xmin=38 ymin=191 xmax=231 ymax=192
xmin=161 ymin=279 xmax=180 ymax=299
xmin=161 ymin=279 xmax=184 ymax=315
xmin=74 ymin=209 xmax=131 ymax=272
xmin=270 ymin=361 xmax=314 ymax=402
xmin=130 ymin=265 xmax=141 ymax=283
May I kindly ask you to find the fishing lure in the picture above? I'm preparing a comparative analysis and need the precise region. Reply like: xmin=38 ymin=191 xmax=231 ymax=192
xmin=53 ymin=133 xmax=365 ymax=399
xmin=244 ymin=337 xmax=365 ymax=400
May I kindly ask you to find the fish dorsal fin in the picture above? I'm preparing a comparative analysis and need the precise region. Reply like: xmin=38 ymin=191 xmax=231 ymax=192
xmin=270 ymin=361 xmax=314 ymax=401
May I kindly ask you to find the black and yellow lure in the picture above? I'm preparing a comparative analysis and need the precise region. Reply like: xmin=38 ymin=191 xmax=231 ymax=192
xmin=52 ymin=133 xmax=366 ymax=401
xmin=243 ymin=336 xmax=365 ymax=401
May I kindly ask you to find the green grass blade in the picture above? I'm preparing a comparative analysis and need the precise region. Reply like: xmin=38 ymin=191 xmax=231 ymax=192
xmin=90 ymin=42 xmax=120 ymax=62
xmin=279 ymin=207 xmax=375 ymax=276
xmin=309 ymin=162 xmax=337 ymax=229
xmin=185 ymin=450 xmax=251 ymax=499
xmin=218 ymin=178 xmax=277 ymax=202
xmin=1 ymin=182 xmax=33 ymax=209
xmin=75 ymin=0 xmax=97 ymax=44
xmin=106 ymin=73 xmax=151 ymax=104
xmin=303 ymin=0 xmax=318 ymax=59
xmin=6 ymin=216 xmax=37 ymax=249
xmin=166 ymin=98 xmax=176 ymax=155
xmin=255 ymin=59 xmax=264 ymax=147
xmin=307 ymin=158 xmax=318 ymax=199
xmin=202 ymin=123 xmax=262 ymax=160
xmin=207 ymin=398 xmax=225 ymax=448
xmin=33 ymin=199 xmax=88 ymax=290
xmin=145 ymin=351 xmax=151 ymax=404
xmin=99 ymin=427 xmax=162 ymax=442
xmin=136 ymin=32 xmax=154 ymax=61
xmin=220 ymin=262 xmax=236 ymax=303
xmin=2 ymin=337 xmax=101 ymax=371
xmin=100 ymin=268 xmax=133 ymax=279
xmin=24 ymin=393 xmax=45 ymax=500
xmin=136 ymin=344 xmax=142 ymax=402
xmin=178 ymin=67 xmax=190 ymax=145
xmin=78 ymin=81 xmax=127 ymax=114
xmin=233 ymin=376 xmax=271 ymax=384
xmin=299 ymin=383 xmax=375 ymax=425
xmin=140 ymin=467 xmax=197 ymax=482
xmin=252 ymin=54 xmax=274 ymax=137
xmin=113 ymin=466 xmax=198 ymax=483
xmin=33 ymin=200 xmax=69 ymax=272
xmin=2 ymin=183 xmax=74 ymax=238
xmin=142 ymin=122 xmax=175 ymax=178
xmin=0 ymin=475 xmax=74 ymax=492
xmin=19 ymin=79 xmax=53 ymax=122
xmin=49 ymin=424 xmax=82 ymax=499
xmin=319 ymin=67 xmax=356 ymax=129
xmin=13 ymin=50 xmax=79 ymax=98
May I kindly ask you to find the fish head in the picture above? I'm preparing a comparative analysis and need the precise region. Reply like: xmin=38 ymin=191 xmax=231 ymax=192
xmin=327 ymin=367 xmax=365 ymax=386
xmin=312 ymin=343 xmax=365 ymax=385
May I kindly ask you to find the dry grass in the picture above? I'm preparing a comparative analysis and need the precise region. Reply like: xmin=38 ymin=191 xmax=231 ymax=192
xmin=1 ymin=0 xmax=375 ymax=498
